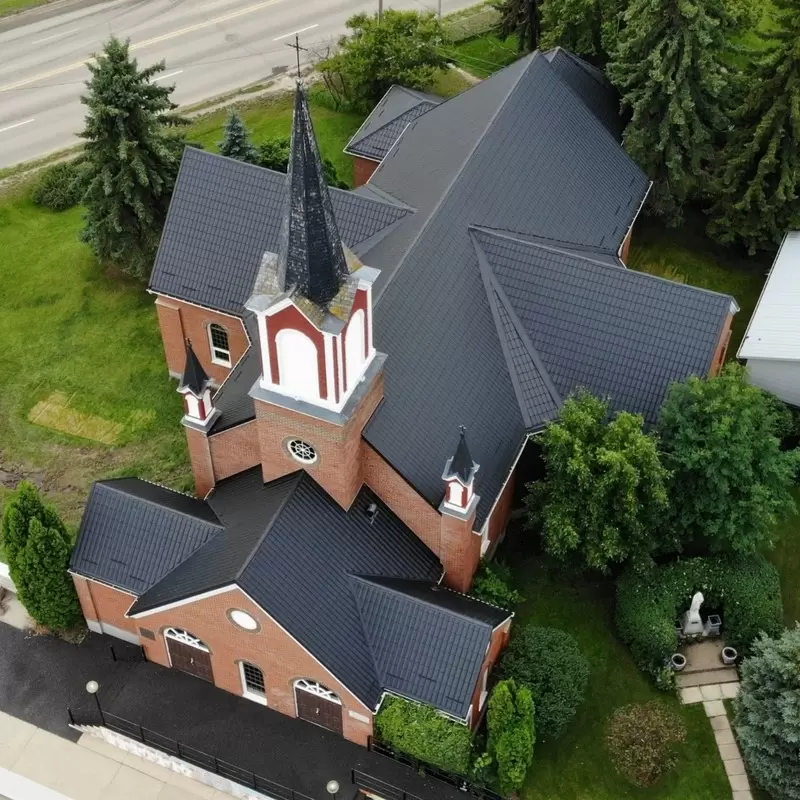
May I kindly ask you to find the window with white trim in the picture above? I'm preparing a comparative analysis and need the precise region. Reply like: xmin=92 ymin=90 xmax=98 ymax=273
xmin=294 ymin=679 xmax=341 ymax=704
xmin=240 ymin=662 xmax=267 ymax=704
xmin=164 ymin=628 xmax=209 ymax=651
xmin=287 ymin=439 xmax=317 ymax=464
xmin=208 ymin=323 xmax=231 ymax=366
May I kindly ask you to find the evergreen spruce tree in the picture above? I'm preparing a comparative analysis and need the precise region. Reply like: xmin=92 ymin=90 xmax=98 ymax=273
xmin=218 ymin=111 xmax=259 ymax=164
xmin=540 ymin=0 xmax=625 ymax=62
xmin=607 ymin=0 xmax=736 ymax=222
xmin=16 ymin=519 xmax=83 ymax=631
xmin=735 ymin=626 xmax=800 ymax=800
xmin=79 ymin=37 xmax=188 ymax=279
xmin=707 ymin=0 xmax=800 ymax=252
xmin=494 ymin=0 xmax=541 ymax=53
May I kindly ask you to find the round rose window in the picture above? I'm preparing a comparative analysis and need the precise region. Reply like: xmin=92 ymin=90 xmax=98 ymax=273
xmin=229 ymin=609 xmax=258 ymax=631
xmin=287 ymin=439 xmax=317 ymax=464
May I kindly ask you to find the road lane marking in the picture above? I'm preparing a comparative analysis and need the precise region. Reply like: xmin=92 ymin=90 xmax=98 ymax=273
xmin=0 ymin=0 xmax=284 ymax=94
xmin=32 ymin=28 xmax=80 ymax=45
xmin=0 ymin=118 xmax=35 ymax=133
xmin=273 ymin=23 xmax=318 ymax=41
xmin=153 ymin=70 xmax=184 ymax=82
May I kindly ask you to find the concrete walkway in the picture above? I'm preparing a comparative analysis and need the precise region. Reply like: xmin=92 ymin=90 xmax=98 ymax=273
xmin=0 ymin=711 xmax=231 ymax=800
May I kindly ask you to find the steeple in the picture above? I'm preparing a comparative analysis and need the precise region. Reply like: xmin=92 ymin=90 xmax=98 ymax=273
xmin=178 ymin=339 xmax=217 ymax=428
xmin=441 ymin=426 xmax=480 ymax=515
xmin=179 ymin=339 xmax=210 ymax=396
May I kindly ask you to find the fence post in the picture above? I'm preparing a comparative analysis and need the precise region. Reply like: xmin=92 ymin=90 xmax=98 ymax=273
xmin=138 ymin=724 xmax=144 ymax=743
xmin=110 ymin=644 xmax=116 ymax=662
xmin=141 ymin=645 xmax=147 ymax=662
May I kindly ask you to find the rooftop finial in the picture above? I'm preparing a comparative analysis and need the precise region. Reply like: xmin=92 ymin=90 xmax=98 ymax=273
xmin=286 ymin=34 xmax=308 ymax=82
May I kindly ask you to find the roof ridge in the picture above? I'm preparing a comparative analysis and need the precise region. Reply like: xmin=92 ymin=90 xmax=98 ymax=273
xmin=471 ymin=223 xmax=620 ymax=258
xmin=477 ymin=226 xmax=736 ymax=304
xmin=350 ymin=574 xmax=494 ymax=628
xmin=97 ymin=480 xmax=223 ymax=527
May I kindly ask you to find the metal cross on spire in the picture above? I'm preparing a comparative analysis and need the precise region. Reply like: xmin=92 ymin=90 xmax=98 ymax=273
xmin=286 ymin=34 xmax=308 ymax=81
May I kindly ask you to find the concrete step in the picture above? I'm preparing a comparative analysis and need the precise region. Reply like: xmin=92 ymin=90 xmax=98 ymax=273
xmin=676 ymin=667 xmax=739 ymax=688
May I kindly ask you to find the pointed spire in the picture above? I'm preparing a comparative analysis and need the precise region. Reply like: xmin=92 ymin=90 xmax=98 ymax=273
xmin=445 ymin=426 xmax=479 ymax=485
xmin=179 ymin=339 xmax=210 ymax=396
xmin=277 ymin=85 xmax=349 ymax=306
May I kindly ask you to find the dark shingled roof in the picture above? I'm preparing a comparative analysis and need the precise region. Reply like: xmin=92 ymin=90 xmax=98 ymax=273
xmin=363 ymin=52 xmax=651 ymax=525
xmin=179 ymin=339 xmax=210 ymax=396
xmin=149 ymin=148 xmax=411 ymax=314
xmin=346 ymin=85 xmax=442 ymax=161
xmin=76 ymin=469 xmax=498 ymax=715
xmin=71 ymin=481 xmax=222 ymax=594
xmin=351 ymin=576 xmax=509 ymax=717
xmin=473 ymin=227 xmax=734 ymax=424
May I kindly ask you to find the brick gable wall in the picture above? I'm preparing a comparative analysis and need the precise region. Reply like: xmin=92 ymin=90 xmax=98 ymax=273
xmin=352 ymin=157 xmax=379 ymax=187
xmin=208 ymin=420 xmax=262 ymax=481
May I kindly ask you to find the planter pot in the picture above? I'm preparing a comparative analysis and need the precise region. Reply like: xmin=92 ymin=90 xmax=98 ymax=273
xmin=670 ymin=653 xmax=687 ymax=671
xmin=722 ymin=646 xmax=738 ymax=666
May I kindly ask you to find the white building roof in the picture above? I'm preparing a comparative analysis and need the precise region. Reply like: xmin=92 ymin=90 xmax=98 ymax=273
xmin=739 ymin=232 xmax=800 ymax=361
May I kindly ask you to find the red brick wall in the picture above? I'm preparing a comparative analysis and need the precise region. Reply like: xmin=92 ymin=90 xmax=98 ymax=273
xmin=134 ymin=588 xmax=374 ymax=745
xmin=154 ymin=295 xmax=249 ymax=386
xmin=361 ymin=444 xmax=442 ymax=556
xmin=710 ymin=312 xmax=734 ymax=376
xmin=620 ymin=229 xmax=633 ymax=263
xmin=254 ymin=370 xmax=385 ymax=510
xmin=440 ymin=510 xmax=482 ymax=593
xmin=185 ymin=426 xmax=216 ymax=498
xmin=468 ymin=618 xmax=512 ymax=728
xmin=73 ymin=576 xmax=138 ymax=635
xmin=353 ymin=157 xmax=379 ymax=187
xmin=208 ymin=421 xmax=261 ymax=481
xmin=485 ymin=470 xmax=516 ymax=551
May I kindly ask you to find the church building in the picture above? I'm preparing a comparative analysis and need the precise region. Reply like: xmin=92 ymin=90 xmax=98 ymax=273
xmin=70 ymin=49 xmax=738 ymax=746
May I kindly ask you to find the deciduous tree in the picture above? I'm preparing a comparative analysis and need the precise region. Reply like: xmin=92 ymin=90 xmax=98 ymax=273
xmin=607 ymin=0 xmax=736 ymax=222
xmin=79 ymin=37 xmax=188 ymax=279
xmin=525 ymin=391 xmax=670 ymax=572
xmin=319 ymin=11 xmax=448 ymax=107
xmin=494 ymin=0 xmax=541 ymax=53
xmin=658 ymin=363 xmax=799 ymax=553
xmin=707 ymin=0 xmax=800 ymax=252
xmin=487 ymin=679 xmax=535 ymax=795
xmin=735 ymin=626 xmax=800 ymax=800
xmin=218 ymin=111 xmax=258 ymax=164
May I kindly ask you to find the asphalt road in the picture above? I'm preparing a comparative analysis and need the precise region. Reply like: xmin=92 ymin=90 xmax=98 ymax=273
xmin=0 ymin=0 xmax=473 ymax=168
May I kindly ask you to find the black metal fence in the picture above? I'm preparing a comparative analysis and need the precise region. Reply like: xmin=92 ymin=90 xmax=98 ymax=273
xmin=367 ymin=739 xmax=505 ymax=800
xmin=67 ymin=707 xmax=313 ymax=800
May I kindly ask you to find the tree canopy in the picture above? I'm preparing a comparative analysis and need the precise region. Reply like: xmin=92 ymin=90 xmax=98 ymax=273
xmin=487 ymin=679 xmax=535 ymax=795
xmin=540 ymin=0 xmax=624 ymax=62
xmin=319 ymin=11 xmax=448 ymax=107
xmin=735 ymin=626 xmax=800 ymax=800
xmin=526 ymin=391 xmax=670 ymax=572
xmin=79 ymin=37 xmax=188 ymax=279
xmin=219 ymin=111 xmax=259 ymax=164
xmin=707 ymin=0 xmax=800 ymax=252
xmin=607 ymin=0 xmax=735 ymax=221
xmin=658 ymin=363 xmax=799 ymax=554
xmin=494 ymin=0 xmax=541 ymax=53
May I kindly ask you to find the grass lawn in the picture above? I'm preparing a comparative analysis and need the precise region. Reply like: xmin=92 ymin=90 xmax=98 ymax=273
xmin=447 ymin=33 xmax=520 ymax=78
xmin=0 ymin=94 xmax=367 ymax=530
xmin=500 ymin=536 xmax=730 ymax=799
xmin=0 ymin=0 xmax=49 ymax=16
xmin=769 ymin=488 xmax=800 ymax=626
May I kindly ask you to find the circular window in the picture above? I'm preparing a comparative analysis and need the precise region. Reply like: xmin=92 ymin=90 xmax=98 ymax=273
xmin=228 ymin=609 xmax=259 ymax=631
xmin=287 ymin=439 xmax=317 ymax=464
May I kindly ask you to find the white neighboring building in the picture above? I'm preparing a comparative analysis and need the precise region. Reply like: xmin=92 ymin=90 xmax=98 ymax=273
xmin=739 ymin=232 xmax=800 ymax=406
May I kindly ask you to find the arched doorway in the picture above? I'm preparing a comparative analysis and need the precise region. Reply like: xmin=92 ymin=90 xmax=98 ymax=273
xmin=294 ymin=679 xmax=343 ymax=735
xmin=164 ymin=628 xmax=213 ymax=682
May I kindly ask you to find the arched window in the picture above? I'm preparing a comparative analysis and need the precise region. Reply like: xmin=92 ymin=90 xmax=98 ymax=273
xmin=208 ymin=323 xmax=231 ymax=366
xmin=164 ymin=628 xmax=209 ymax=652
xmin=345 ymin=309 xmax=366 ymax=391
xmin=276 ymin=329 xmax=319 ymax=400
xmin=294 ymin=679 xmax=341 ymax=704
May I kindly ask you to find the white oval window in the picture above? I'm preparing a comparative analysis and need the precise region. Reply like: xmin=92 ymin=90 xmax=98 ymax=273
xmin=287 ymin=439 xmax=317 ymax=464
xmin=229 ymin=609 xmax=258 ymax=631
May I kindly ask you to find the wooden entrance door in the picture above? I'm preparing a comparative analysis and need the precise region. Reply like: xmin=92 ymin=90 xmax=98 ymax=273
xmin=167 ymin=637 xmax=213 ymax=682
xmin=295 ymin=682 xmax=343 ymax=735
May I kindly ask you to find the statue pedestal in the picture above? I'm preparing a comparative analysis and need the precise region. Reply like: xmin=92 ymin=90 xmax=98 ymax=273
xmin=682 ymin=612 xmax=704 ymax=636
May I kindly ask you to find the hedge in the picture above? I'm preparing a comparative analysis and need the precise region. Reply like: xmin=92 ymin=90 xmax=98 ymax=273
xmin=616 ymin=556 xmax=783 ymax=679
xmin=31 ymin=161 xmax=84 ymax=211
xmin=374 ymin=696 xmax=473 ymax=775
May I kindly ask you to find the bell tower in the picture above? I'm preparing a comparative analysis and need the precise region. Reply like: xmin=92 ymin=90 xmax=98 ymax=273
xmin=246 ymin=85 xmax=385 ymax=509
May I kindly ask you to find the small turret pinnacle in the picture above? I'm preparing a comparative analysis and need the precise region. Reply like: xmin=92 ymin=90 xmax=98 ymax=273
xmin=179 ymin=339 xmax=211 ymax=397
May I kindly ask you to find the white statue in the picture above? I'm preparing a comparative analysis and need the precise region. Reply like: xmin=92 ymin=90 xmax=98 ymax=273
xmin=682 ymin=592 xmax=705 ymax=635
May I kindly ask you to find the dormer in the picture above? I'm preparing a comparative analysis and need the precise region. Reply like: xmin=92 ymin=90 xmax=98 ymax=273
xmin=246 ymin=86 xmax=380 ymax=415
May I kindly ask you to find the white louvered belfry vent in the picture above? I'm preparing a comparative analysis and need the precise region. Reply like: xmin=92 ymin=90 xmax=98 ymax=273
xmin=294 ymin=679 xmax=341 ymax=704
xmin=164 ymin=628 xmax=209 ymax=652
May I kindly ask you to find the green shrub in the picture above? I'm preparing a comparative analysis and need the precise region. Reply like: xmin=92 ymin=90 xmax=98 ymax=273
xmin=606 ymin=702 xmax=686 ymax=787
xmin=470 ymin=560 xmax=524 ymax=609
xmin=31 ymin=162 xmax=83 ymax=211
xmin=499 ymin=625 xmax=589 ymax=740
xmin=487 ymin=679 xmax=535 ymax=795
xmin=616 ymin=556 xmax=783 ymax=680
xmin=374 ymin=696 xmax=473 ymax=775
xmin=257 ymin=136 xmax=348 ymax=188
